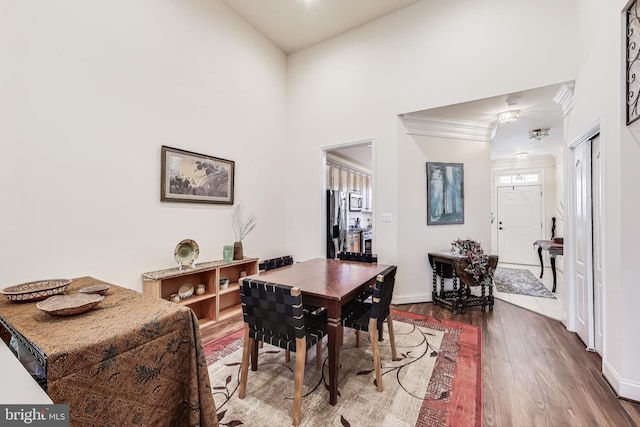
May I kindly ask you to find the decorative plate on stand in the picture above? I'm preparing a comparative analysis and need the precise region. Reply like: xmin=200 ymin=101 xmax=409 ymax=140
xmin=174 ymin=239 xmax=199 ymax=269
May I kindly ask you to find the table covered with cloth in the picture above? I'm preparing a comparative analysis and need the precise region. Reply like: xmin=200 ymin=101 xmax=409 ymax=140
xmin=0 ymin=276 xmax=218 ymax=427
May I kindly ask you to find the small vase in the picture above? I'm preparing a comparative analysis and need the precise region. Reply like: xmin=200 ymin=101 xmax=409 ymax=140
xmin=233 ymin=241 xmax=244 ymax=260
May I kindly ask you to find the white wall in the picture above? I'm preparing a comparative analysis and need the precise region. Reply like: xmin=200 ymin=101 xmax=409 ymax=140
xmin=0 ymin=0 xmax=289 ymax=291
xmin=286 ymin=0 xmax=577 ymax=291
xmin=396 ymin=128 xmax=492 ymax=304
xmin=568 ymin=0 xmax=640 ymax=400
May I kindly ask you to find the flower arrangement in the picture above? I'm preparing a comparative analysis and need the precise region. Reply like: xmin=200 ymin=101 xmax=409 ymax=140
xmin=232 ymin=203 xmax=257 ymax=242
xmin=451 ymin=238 xmax=495 ymax=287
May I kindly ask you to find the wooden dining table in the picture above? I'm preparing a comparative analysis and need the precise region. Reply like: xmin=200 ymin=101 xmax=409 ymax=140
xmin=247 ymin=257 xmax=392 ymax=405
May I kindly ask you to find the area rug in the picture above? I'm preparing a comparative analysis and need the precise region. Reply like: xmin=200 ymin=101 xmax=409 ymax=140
xmin=204 ymin=310 xmax=482 ymax=427
xmin=493 ymin=267 xmax=556 ymax=299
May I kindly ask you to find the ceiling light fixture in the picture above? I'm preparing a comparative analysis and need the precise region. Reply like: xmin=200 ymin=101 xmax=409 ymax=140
xmin=529 ymin=128 xmax=550 ymax=141
xmin=515 ymin=152 xmax=528 ymax=160
xmin=498 ymin=110 xmax=520 ymax=124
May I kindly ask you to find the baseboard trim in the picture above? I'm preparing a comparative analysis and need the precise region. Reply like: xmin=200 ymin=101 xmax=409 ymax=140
xmin=392 ymin=292 xmax=432 ymax=305
xmin=603 ymin=359 xmax=640 ymax=402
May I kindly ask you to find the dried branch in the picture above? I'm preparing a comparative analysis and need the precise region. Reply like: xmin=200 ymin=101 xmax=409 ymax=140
xmin=232 ymin=203 xmax=257 ymax=242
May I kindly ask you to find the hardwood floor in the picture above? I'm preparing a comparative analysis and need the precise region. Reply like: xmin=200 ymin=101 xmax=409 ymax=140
xmin=399 ymin=299 xmax=640 ymax=427
xmin=204 ymin=300 xmax=640 ymax=426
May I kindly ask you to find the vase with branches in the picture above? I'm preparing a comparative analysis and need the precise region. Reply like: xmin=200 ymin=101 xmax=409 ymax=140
xmin=231 ymin=203 xmax=257 ymax=260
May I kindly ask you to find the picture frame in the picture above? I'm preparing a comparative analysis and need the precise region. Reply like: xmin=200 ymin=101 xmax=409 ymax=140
xmin=426 ymin=162 xmax=464 ymax=225
xmin=627 ymin=0 xmax=640 ymax=125
xmin=161 ymin=146 xmax=234 ymax=205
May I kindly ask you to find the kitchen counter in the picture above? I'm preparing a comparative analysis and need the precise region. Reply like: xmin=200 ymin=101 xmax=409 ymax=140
xmin=348 ymin=227 xmax=372 ymax=233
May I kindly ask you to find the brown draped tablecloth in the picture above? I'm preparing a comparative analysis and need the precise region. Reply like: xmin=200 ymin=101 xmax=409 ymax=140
xmin=0 ymin=276 xmax=218 ymax=427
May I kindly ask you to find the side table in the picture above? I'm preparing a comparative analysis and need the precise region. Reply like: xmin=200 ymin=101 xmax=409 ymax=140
xmin=428 ymin=251 xmax=497 ymax=313
xmin=428 ymin=251 xmax=466 ymax=314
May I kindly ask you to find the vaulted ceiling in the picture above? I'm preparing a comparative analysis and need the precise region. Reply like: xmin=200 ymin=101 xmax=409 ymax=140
xmin=223 ymin=1 xmax=568 ymax=162
xmin=220 ymin=0 xmax=421 ymax=54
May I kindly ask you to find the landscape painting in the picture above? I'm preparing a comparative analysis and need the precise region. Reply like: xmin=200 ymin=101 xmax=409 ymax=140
xmin=426 ymin=162 xmax=464 ymax=225
xmin=161 ymin=146 xmax=235 ymax=204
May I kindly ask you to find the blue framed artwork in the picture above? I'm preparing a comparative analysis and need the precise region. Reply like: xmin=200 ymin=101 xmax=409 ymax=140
xmin=426 ymin=162 xmax=464 ymax=225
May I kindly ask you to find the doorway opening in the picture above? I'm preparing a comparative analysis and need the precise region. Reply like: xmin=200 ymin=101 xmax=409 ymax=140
xmin=322 ymin=140 xmax=374 ymax=259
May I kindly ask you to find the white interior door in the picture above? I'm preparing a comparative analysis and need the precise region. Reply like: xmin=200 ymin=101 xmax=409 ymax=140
xmin=592 ymin=135 xmax=603 ymax=355
xmin=497 ymin=185 xmax=542 ymax=265
xmin=573 ymin=141 xmax=594 ymax=349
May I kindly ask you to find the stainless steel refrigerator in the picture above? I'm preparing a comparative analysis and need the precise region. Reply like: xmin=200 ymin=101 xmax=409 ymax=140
xmin=326 ymin=189 xmax=347 ymax=258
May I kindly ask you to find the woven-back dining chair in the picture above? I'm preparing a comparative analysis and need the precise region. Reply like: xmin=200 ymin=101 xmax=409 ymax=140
xmin=341 ymin=265 xmax=397 ymax=392
xmin=238 ymin=278 xmax=326 ymax=426
xmin=337 ymin=251 xmax=378 ymax=263
xmin=259 ymin=255 xmax=294 ymax=271
xmin=337 ymin=251 xmax=379 ymax=306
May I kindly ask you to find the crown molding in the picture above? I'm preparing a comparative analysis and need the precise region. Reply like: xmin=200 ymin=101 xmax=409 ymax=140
xmin=553 ymin=81 xmax=575 ymax=117
xmin=491 ymin=152 xmax=559 ymax=170
xmin=401 ymin=114 xmax=495 ymax=142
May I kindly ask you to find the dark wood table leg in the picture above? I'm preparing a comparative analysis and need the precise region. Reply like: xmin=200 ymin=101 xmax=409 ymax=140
xmin=550 ymin=255 xmax=557 ymax=292
xmin=326 ymin=302 xmax=341 ymax=405
xmin=537 ymin=246 xmax=544 ymax=279
xmin=488 ymin=279 xmax=494 ymax=311
xmin=439 ymin=263 xmax=446 ymax=299
xmin=432 ymin=260 xmax=438 ymax=305
xmin=452 ymin=269 xmax=461 ymax=314
xmin=251 ymin=338 xmax=258 ymax=371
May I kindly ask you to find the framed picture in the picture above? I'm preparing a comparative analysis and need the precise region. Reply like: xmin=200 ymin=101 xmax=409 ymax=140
xmin=627 ymin=0 xmax=640 ymax=125
xmin=161 ymin=146 xmax=234 ymax=204
xmin=426 ymin=162 xmax=464 ymax=225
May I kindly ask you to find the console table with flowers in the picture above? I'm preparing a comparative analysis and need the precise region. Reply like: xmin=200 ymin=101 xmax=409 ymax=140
xmin=428 ymin=239 xmax=498 ymax=314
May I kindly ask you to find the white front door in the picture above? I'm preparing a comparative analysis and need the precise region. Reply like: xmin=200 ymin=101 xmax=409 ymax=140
xmin=573 ymin=140 xmax=594 ymax=349
xmin=497 ymin=185 xmax=543 ymax=265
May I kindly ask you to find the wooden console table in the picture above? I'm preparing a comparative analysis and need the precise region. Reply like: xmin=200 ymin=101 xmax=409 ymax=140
xmin=533 ymin=239 xmax=563 ymax=292
xmin=0 ymin=277 xmax=217 ymax=426
xmin=142 ymin=257 xmax=259 ymax=339
xmin=428 ymin=251 xmax=497 ymax=314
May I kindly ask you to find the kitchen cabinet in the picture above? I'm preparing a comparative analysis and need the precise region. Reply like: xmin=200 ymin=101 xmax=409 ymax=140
xmin=348 ymin=169 xmax=357 ymax=192
xmin=362 ymin=174 xmax=372 ymax=212
xmin=347 ymin=231 xmax=361 ymax=252
xmin=326 ymin=160 xmax=342 ymax=191
xmin=340 ymin=167 xmax=348 ymax=193
xmin=142 ymin=257 xmax=258 ymax=336
xmin=326 ymin=158 xmax=371 ymax=200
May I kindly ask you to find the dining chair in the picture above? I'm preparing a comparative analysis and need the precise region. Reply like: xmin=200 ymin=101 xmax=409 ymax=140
xmin=238 ymin=278 xmax=326 ymax=426
xmin=341 ymin=265 xmax=397 ymax=392
xmin=337 ymin=251 xmax=378 ymax=263
xmin=259 ymin=255 xmax=294 ymax=271
xmin=337 ymin=251 xmax=378 ymax=302
xmin=258 ymin=255 xmax=325 ymax=358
